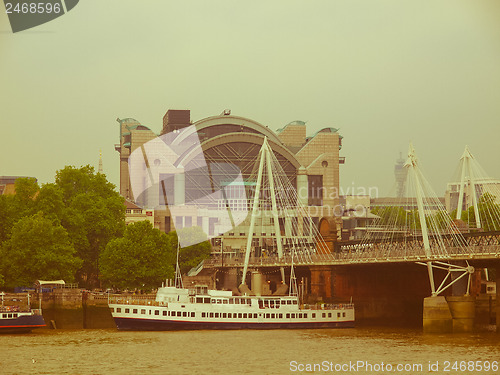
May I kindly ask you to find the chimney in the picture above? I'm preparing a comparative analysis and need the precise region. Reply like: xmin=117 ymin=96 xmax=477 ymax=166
xmin=161 ymin=109 xmax=191 ymax=135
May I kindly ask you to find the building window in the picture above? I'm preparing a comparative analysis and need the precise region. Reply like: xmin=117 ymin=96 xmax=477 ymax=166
xmin=175 ymin=216 xmax=183 ymax=230
xmin=308 ymin=175 xmax=323 ymax=206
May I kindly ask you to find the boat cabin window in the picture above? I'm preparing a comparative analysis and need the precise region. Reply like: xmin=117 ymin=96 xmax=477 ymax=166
xmin=328 ymin=313 xmax=332 ymax=318
xmin=125 ymin=308 xmax=130 ymax=314
xmin=163 ymin=311 xmax=167 ymax=316
xmin=133 ymin=309 xmax=138 ymax=314
xmin=182 ymin=312 xmax=187 ymax=317
xmin=343 ymin=312 xmax=346 ymax=317
xmin=191 ymin=312 xmax=195 ymax=317
xmin=204 ymin=298 xmax=210 ymax=304
xmin=223 ymin=299 xmax=228 ymax=304
xmin=195 ymin=285 xmax=208 ymax=295
xmin=238 ymin=313 xmax=242 ymax=318
xmin=312 ymin=313 xmax=316 ymax=318
xmin=155 ymin=310 xmax=160 ymax=316
xmin=234 ymin=299 xmax=240 ymax=304
xmin=217 ymin=299 xmax=222 ymax=304
xmin=196 ymin=297 xmax=203 ymax=303
xmin=286 ymin=313 xmax=290 ymax=318
xmin=337 ymin=313 xmax=341 ymax=318
xmin=141 ymin=309 xmax=146 ymax=314
xmin=202 ymin=312 xmax=206 ymax=317
xmin=229 ymin=299 xmax=234 ymax=304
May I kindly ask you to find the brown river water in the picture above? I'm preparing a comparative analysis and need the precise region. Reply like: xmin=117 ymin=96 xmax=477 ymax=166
xmin=0 ymin=327 xmax=499 ymax=375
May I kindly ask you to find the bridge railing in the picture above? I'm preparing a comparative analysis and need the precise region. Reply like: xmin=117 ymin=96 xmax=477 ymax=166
xmin=203 ymin=231 xmax=500 ymax=267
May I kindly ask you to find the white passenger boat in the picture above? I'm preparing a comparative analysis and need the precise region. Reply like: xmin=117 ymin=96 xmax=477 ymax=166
xmin=109 ymin=284 xmax=354 ymax=330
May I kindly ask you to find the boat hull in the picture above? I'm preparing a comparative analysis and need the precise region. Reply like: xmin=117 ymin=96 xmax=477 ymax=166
xmin=0 ymin=314 xmax=46 ymax=333
xmin=113 ymin=317 xmax=354 ymax=331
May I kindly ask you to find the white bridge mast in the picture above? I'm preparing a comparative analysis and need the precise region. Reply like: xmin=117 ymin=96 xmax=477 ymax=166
xmin=241 ymin=137 xmax=285 ymax=289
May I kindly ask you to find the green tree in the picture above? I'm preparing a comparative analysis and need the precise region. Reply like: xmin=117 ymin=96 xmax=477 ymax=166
xmin=99 ymin=221 xmax=174 ymax=290
xmin=167 ymin=227 xmax=212 ymax=274
xmin=0 ymin=195 xmax=17 ymax=244
xmin=0 ymin=178 xmax=40 ymax=245
xmin=459 ymin=193 xmax=500 ymax=231
xmin=35 ymin=183 xmax=65 ymax=223
xmin=54 ymin=166 xmax=126 ymax=287
xmin=0 ymin=213 xmax=82 ymax=288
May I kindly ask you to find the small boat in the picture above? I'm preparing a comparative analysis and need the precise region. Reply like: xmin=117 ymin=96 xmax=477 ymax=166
xmin=0 ymin=292 xmax=45 ymax=333
xmin=109 ymin=284 xmax=354 ymax=330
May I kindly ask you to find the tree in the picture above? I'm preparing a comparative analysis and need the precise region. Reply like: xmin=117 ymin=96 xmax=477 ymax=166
xmin=167 ymin=227 xmax=212 ymax=274
xmin=459 ymin=193 xmax=500 ymax=231
xmin=0 ymin=178 xmax=39 ymax=245
xmin=33 ymin=183 xmax=66 ymax=226
xmin=0 ymin=213 xmax=82 ymax=288
xmin=0 ymin=195 xmax=17 ymax=245
xmin=99 ymin=221 xmax=174 ymax=290
xmin=54 ymin=166 xmax=126 ymax=287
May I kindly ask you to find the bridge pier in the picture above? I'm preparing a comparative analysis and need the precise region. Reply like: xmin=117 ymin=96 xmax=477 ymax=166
xmin=309 ymin=266 xmax=333 ymax=301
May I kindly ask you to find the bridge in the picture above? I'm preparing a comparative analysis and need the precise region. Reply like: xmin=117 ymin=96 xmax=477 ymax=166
xmin=191 ymin=144 xmax=500 ymax=333
xmin=204 ymin=230 xmax=500 ymax=268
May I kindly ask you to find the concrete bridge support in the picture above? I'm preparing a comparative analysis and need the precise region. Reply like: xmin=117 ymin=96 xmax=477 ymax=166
xmin=309 ymin=266 xmax=333 ymax=301
xmin=423 ymin=296 xmax=453 ymax=333
xmin=424 ymin=295 xmax=477 ymax=333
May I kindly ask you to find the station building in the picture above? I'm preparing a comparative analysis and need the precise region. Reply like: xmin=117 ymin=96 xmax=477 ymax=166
xmin=115 ymin=109 xmax=345 ymax=251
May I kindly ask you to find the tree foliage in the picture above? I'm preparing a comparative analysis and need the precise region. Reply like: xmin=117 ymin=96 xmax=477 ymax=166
xmin=99 ymin=221 xmax=174 ymax=290
xmin=0 ymin=166 xmax=125 ymax=289
xmin=0 ymin=213 xmax=82 ymax=288
xmin=54 ymin=166 xmax=126 ymax=286
xmin=167 ymin=227 xmax=212 ymax=274
xmin=457 ymin=193 xmax=500 ymax=231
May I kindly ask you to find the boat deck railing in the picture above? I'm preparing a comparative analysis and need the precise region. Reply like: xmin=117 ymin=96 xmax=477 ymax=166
xmin=108 ymin=295 xmax=159 ymax=306
xmin=302 ymin=303 xmax=354 ymax=310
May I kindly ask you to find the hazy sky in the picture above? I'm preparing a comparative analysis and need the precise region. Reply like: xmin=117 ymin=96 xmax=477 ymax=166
xmin=1 ymin=0 xmax=499 ymax=197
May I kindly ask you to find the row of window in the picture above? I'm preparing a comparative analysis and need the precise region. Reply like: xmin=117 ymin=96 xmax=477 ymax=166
xmin=1 ymin=313 xmax=18 ymax=319
xmin=112 ymin=308 xmax=347 ymax=320
xmin=194 ymin=297 xmax=253 ymax=305
xmin=193 ymin=297 xmax=298 ymax=307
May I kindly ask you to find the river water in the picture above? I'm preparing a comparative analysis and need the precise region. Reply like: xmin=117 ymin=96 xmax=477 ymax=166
xmin=1 ymin=327 xmax=499 ymax=375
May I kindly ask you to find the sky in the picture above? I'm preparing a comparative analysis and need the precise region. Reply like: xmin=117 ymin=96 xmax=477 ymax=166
xmin=1 ymin=0 xmax=500 ymax=197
